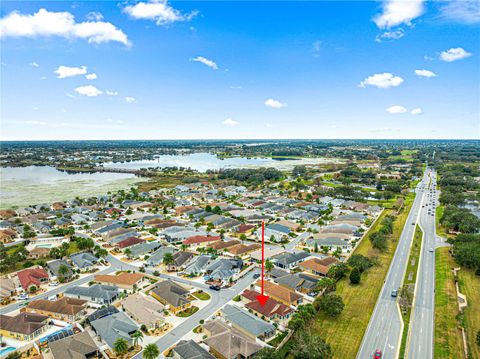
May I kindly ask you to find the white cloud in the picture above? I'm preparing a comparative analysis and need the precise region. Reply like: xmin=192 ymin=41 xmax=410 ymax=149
xmin=312 ymin=40 xmax=322 ymax=57
xmin=264 ymin=98 xmax=287 ymax=109
xmin=124 ymin=1 xmax=197 ymax=26
xmin=359 ymin=73 xmax=404 ymax=88
xmin=86 ymin=11 xmax=104 ymax=21
xmin=438 ymin=0 xmax=480 ymax=24
xmin=75 ymin=85 xmax=102 ymax=97
xmin=222 ymin=118 xmax=239 ymax=127
xmin=191 ymin=56 xmax=218 ymax=70
xmin=439 ymin=47 xmax=472 ymax=62
xmin=106 ymin=90 xmax=118 ymax=96
xmin=373 ymin=0 xmax=425 ymax=28
xmin=266 ymin=123 xmax=274 ymax=128
xmin=411 ymin=108 xmax=423 ymax=115
xmin=386 ymin=105 xmax=407 ymax=114
xmin=55 ymin=65 xmax=87 ymax=79
xmin=25 ymin=120 xmax=47 ymax=125
xmin=33 ymin=106 xmax=39 ymax=111
xmin=414 ymin=69 xmax=436 ymax=78
xmin=125 ymin=96 xmax=136 ymax=103
xmin=375 ymin=28 xmax=404 ymax=42
xmin=85 ymin=73 xmax=97 ymax=80
xmin=29 ymin=61 xmax=39 ymax=67
xmin=0 ymin=8 xmax=130 ymax=46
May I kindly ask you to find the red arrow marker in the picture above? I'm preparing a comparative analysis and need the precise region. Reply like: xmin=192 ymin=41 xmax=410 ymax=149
xmin=256 ymin=220 xmax=270 ymax=306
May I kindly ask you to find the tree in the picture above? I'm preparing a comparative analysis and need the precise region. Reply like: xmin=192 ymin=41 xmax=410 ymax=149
xmin=476 ymin=329 xmax=480 ymax=347
xmin=265 ymin=259 xmax=274 ymax=272
xmin=318 ymin=293 xmax=345 ymax=317
xmin=124 ymin=248 xmax=132 ymax=258
xmin=253 ymin=347 xmax=280 ymax=359
xmin=291 ymin=329 xmax=332 ymax=359
xmin=315 ymin=277 xmax=336 ymax=294
xmin=349 ymin=267 xmax=361 ymax=284
xmin=327 ymin=263 xmax=349 ymax=281
xmin=142 ymin=344 xmax=160 ymax=359
xmin=163 ymin=252 xmax=174 ymax=266
xmin=347 ymin=254 xmax=373 ymax=273
xmin=131 ymin=330 xmax=144 ymax=347
xmin=113 ymin=337 xmax=129 ymax=358
xmin=58 ymin=264 xmax=70 ymax=279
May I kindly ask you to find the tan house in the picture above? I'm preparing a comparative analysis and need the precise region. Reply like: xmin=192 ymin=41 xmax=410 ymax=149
xmin=94 ymin=272 xmax=145 ymax=291
xmin=121 ymin=292 xmax=165 ymax=329
xmin=0 ymin=312 xmax=50 ymax=341
xmin=256 ymin=280 xmax=303 ymax=307
xmin=150 ymin=280 xmax=191 ymax=314
xmin=26 ymin=297 xmax=87 ymax=322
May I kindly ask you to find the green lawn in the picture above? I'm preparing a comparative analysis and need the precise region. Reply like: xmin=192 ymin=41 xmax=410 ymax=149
xmin=458 ymin=265 xmax=480 ymax=359
xmin=434 ymin=247 xmax=465 ymax=359
xmin=192 ymin=290 xmax=211 ymax=301
xmin=176 ymin=306 xmax=199 ymax=317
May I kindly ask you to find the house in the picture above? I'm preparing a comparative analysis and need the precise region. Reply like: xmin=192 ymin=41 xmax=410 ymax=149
xmin=64 ymin=284 xmax=119 ymax=305
xmin=271 ymin=251 xmax=310 ymax=270
xmin=205 ymin=258 xmax=242 ymax=282
xmin=274 ymin=272 xmax=320 ymax=295
xmin=207 ymin=239 xmax=240 ymax=252
xmin=184 ymin=255 xmax=211 ymax=276
xmin=150 ymin=280 xmax=191 ymax=313
xmin=236 ymin=224 xmax=255 ymax=236
xmin=257 ymin=280 xmax=303 ymax=307
xmin=203 ymin=320 xmax=263 ymax=359
xmin=27 ymin=247 xmax=50 ymax=260
xmin=26 ymin=297 xmax=87 ymax=322
xmin=47 ymin=259 xmax=73 ymax=280
xmin=116 ymin=236 xmax=145 ymax=249
xmin=173 ymin=340 xmax=214 ymax=359
xmin=0 ymin=229 xmax=17 ymax=243
xmin=226 ymin=243 xmax=261 ymax=258
xmin=221 ymin=304 xmax=276 ymax=340
xmin=127 ymin=241 xmax=162 ymax=258
xmin=168 ymin=251 xmax=194 ymax=271
xmin=308 ymin=236 xmax=353 ymax=253
xmin=146 ymin=246 xmax=176 ymax=266
xmin=49 ymin=331 xmax=99 ymax=359
xmin=90 ymin=311 xmax=138 ymax=349
xmin=0 ymin=312 xmax=50 ymax=341
xmin=242 ymin=289 xmax=293 ymax=323
xmin=0 ymin=278 xmax=16 ymax=302
xmin=70 ymin=252 xmax=98 ymax=270
xmin=94 ymin=272 xmax=144 ymax=291
xmin=182 ymin=235 xmax=220 ymax=249
xmin=121 ymin=292 xmax=165 ymax=329
xmin=298 ymin=257 xmax=337 ymax=277
xmin=16 ymin=267 xmax=49 ymax=291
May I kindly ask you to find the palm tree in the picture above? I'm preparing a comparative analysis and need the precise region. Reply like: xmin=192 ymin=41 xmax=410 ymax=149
xmin=265 ymin=259 xmax=274 ymax=272
xmin=113 ymin=337 xmax=129 ymax=358
xmin=142 ymin=343 xmax=160 ymax=359
xmin=163 ymin=252 xmax=174 ymax=266
xmin=131 ymin=330 xmax=144 ymax=347
xmin=124 ymin=248 xmax=132 ymax=258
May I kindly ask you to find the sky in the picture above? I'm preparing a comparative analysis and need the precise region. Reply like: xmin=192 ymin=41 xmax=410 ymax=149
xmin=0 ymin=0 xmax=479 ymax=140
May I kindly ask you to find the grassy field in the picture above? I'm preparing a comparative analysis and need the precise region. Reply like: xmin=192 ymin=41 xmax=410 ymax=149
xmin=302 ymin=196 xmax=414 ymax=359
xmin=458 ymin=265 xmax=480 ymax=359
xmin=434 ymin=247 xmax=465 ymax=359
xmin=399 ymin=225 xmax=423 ymax=358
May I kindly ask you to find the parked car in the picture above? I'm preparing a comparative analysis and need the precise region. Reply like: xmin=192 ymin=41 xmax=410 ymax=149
xmin=17 ymin=294 xmax=29 ymax=300
xmin=209 ymin=285 xmax=221 ymax=291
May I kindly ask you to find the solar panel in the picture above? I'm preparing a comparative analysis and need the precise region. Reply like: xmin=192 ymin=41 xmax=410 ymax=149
xmin=87 ymin=305 xmax=118 ymax=323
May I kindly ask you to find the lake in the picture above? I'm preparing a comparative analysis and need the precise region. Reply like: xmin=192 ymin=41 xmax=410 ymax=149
xmin=103 ymin=152 xmax=338 ymax=172
xmin=0 ymin=166 xmax=142 ymax=209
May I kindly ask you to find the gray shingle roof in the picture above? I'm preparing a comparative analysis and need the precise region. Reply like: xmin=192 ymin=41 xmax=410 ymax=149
xmin=173 ymin=340 xmax=214 ymax=359
xmin=64 ymin=284 xmax=118 ymax=302
xmin=221 ymin=304 xmax=275 ymax=338
xmin=90 ymin=311 xmax=138 ymax=349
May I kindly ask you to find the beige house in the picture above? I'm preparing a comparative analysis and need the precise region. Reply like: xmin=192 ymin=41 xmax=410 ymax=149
xmin=121 ymin=292 xmax=165 ymax=329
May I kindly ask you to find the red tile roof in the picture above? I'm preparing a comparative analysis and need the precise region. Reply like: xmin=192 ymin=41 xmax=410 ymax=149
xmin=182 ymin=235 xmax=220 ymax=245
xmin=242 ymin=289 xmax=293 ymax=318
xmin=116 ymin=236 xmax=145 ymax=249
xmin=237 ymin=224 xmax=255 ymax=233
xmin=17 ymin=268 xmax=49 ymax=290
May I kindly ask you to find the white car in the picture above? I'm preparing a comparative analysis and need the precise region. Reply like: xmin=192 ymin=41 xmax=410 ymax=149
xmin=429 ymin=248 xmax=434 ymax=253
xmin=49 ymin=281 xmax=59 ymax=287
xmin=17 ymin=294 xmax=29 ymax=300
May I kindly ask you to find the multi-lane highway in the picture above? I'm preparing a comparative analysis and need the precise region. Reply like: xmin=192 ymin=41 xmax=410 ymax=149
xmin=407 ymin=169 xmax=441 ymax=359
xmin=357 ymin=171 xmax=429 ymax=359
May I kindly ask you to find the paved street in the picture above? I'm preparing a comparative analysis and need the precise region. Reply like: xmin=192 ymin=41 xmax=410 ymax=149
xmin=407 ymin=169 xmax=442 ymax=359
xmin=132 ymin=268 xmax=259 ymax=358
xmin=0 ymin=266 xmax=116 ymax=315
xmin=356 ymin=172 xmax=428 ymax=359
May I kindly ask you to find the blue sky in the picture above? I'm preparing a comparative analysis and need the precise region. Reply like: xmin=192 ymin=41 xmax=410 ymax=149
xmin=1 ymin=0 xmax=479 ymax=140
